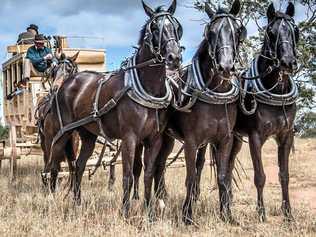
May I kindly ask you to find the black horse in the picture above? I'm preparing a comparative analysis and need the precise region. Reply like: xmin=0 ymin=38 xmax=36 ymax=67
xmin=192 ymin=2 xmax=300 ymax=223
xmin=134 ymin=0 xmax=247 ymax=224
xmin=230 ymin=2 xmax=300 ymax=222
xmin=45 ymin=0 xmax=182 ymax=219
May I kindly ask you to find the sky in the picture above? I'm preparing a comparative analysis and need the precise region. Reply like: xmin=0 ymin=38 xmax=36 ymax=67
xmin=0 ymin=0 xmax=308 ymax=71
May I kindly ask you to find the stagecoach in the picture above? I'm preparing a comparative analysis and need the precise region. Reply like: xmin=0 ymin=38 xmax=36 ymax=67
xmin=1 ymin=36 xmax=106 ymax=181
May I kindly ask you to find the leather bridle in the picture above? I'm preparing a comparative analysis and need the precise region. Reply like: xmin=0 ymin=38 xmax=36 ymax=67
xmin=262 ymin=16 xmax=299 ymax=68
xmin=52 ymin=59 xmax=78 ymax=80
xmin=144 ymin=12 xmax=183 ymax=62
xmin=204 ymin=13 xmax=245 ymax=71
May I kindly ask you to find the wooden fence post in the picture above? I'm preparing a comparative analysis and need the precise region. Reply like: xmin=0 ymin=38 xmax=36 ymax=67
xmin=9 ymin=124 xmax=17 ymax=182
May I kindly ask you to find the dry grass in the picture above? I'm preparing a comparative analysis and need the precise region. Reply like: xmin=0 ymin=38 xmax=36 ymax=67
xmin=0 ymin=138 xmax=315 ymax=237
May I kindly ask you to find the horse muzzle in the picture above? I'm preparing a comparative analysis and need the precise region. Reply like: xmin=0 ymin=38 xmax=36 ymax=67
xmin=166 ymin=52 xmax=181 ymax=71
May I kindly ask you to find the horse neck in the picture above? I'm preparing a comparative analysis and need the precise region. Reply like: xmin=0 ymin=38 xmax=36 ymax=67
xmin=198 ymin=40 xmax=232 ymax=93
xmin=136 ymin=45 xmax=166 ymax=97
xmin=257 ymin=54 xmax=291 ymax=94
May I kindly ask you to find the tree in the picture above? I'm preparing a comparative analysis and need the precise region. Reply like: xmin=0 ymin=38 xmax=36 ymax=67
xmin=193 ymin=0 xmax=316 ymax=136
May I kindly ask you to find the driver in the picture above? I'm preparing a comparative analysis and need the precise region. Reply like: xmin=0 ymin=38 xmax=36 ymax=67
xmin=22 ymin=34 xmax=57 ymax=85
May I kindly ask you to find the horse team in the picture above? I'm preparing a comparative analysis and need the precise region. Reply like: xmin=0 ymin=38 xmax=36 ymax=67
xmin=38 ymin=0 xmax=300 ymax=225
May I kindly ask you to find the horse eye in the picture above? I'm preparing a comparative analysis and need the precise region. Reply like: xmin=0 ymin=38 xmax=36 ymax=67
xmin=151 ymin=25 xmax=159 ymax=32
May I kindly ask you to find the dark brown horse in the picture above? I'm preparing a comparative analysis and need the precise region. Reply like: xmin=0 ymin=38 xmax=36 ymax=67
xmin=228 ymin=3 xmax=299 ymax=222
xmin=37 ymin=53 xmax=80 ymax=189
xmin=45 ymin=0 xmax=182 ymax=218
xmin=141 ymin=0 xmax=247 ymax=224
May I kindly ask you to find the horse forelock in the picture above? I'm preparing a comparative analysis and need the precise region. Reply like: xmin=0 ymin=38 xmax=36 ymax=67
xmin=138 ymin=6 xmax=169 ymax=46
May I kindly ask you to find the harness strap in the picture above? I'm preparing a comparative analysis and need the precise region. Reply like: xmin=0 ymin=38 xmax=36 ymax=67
xmin=123 ymin=58 xmax=162 ymax=71
xmin=89 ymin=141 xmax=107 ymax=178
xmin=51 ymin=85 xmax=130 ymax=147
xmin=55 ymin=93 xmax=64 ymax=130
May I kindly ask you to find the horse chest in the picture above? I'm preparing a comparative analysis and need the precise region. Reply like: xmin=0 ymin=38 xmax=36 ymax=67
xmin=257 ymin=110 xmax=291 ymax=136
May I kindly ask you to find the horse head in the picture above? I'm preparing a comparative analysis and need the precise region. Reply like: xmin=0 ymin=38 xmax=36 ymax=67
xmin=204 ymin=0 xmax=247 ymax=78
xmin=263 ymin=2 xmax=299 ymax=74
xmin=51 ymin=51 xmax=79 ymax=89
xmin=141 ymin=0 xmax=182 ymax=70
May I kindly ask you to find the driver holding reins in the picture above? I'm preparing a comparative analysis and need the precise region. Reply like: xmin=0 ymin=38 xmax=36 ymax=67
xmin=21 ymin=34 xmax=57 ymax=86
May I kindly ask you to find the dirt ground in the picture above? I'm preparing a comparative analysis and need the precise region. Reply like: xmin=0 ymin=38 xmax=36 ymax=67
xmin=0 ymin=138 xmax=315 ymax=236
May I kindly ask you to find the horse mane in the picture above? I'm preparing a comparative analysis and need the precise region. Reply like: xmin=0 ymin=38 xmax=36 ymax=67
xmin=138 ymin=6 xmax=167 ymax=46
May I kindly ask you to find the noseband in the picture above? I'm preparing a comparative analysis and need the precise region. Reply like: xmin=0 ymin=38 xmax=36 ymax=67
xmin=204 ymin=14 xmax=243 ymax=71
xmin=144 ymin=12 xmax=182 ymax=61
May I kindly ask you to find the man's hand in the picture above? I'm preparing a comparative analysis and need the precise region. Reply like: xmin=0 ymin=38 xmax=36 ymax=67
xmin=44 ymin=54 xmax=53 ymax=60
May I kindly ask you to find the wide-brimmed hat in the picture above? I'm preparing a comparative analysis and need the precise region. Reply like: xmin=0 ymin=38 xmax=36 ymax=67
xmin=27 ymin=24 xmax=39 ymax=33
xmin=34 ymin=34 xmax=46 ymax=43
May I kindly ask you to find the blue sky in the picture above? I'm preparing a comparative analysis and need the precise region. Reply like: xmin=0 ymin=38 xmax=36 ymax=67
xmin=0 ymin=0 xmax=308 ymax=71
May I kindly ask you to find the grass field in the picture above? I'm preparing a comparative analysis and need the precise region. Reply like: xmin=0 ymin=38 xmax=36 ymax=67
xmin=0 ymin=138 xmax=315 ymax=236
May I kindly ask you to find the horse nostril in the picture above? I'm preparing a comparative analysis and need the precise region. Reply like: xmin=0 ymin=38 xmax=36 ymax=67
xmin=219 ymin=64 xmax=233 ymax=75
xmin=167 ymin=53 xmax=181 ymax=66
xmin=167 ymin=53 xmax=175 ymax=62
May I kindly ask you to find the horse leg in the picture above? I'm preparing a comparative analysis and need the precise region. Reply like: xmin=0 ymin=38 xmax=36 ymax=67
xmin=215 ymin=138 xmax=235 ymax=223
xmin=276 ymin=130 xmax=294 ymax=221
xmin=50 ymin=160 xmax=61 ymax=193
xmin=154 ymin=134 xmax=174 ymax=201
xmin=121 ymin=135 xmax=137 ymax=218
xmin=74 ymin=129 xmax=97 ymax=205
xmin=249 ymin=132 xmax=266 ymax=222
xmin=47 ymin=134 xmax=71 ymax=193
xmin=108 ymin=164 xmax=116 ymax=191
xmin=132 ymin=145 xmax=143 ymax=200
xmin=108 ymin=143 xmax=118 ymax=191
xmin=227 ymin=137 xmax=243 ymax=201
xmin=143 ymin=136 xmax=163 ymax=219
xmin=194 ymin=146 xmax=207 ymax=202
xmin=182 ymin=141 xmax=198 ymax=225
xmin=40 ymin=133 xmax=49 ymax=188
xmin=65 ymin=136 xmax=77 ymax=191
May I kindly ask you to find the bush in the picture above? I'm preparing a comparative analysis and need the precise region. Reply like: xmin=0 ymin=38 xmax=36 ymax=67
xmin=0 ymin=124 xmax=9 ymax=140
xmin=295 ymin=112 xmax=316 ymax=138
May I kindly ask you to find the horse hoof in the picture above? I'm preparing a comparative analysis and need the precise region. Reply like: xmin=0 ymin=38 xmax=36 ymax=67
xmin=107 ymin=184 xmax=115 ymax=192
xmin=257 ymin=207 xmax=266 ymax=222
xmin=220 ymin=213 xmax=238 ymax=225
xmin=73 ymin=198 xmax=81 ymax=206
xmin=182 ymin=216 xmax=194 ymax=225
xmin=120 ymin=208 xmax=130 ymax=219
xmin=148 ymin=213 xmax=157 ymax=223
xmin=258 ymin=213 xmax=267 ymax=223
xmin=284 ymin=213 xmax=295 ymax=223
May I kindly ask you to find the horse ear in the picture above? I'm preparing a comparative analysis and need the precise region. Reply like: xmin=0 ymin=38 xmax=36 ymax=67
xmin=205 ymin=3 xmax=214 ymax=19
xmin=167 ymin=0 xmax=177 ymax=15
xmin=229 ymin=0 xmax=241 ymax=16
xmin=142 ymin=0 xmax=154 ymax=18
xmin=286 ymin=2 xmax=295 ymax=17
xmin=267 ymin=3 xmax=275 ymax=22
xmin=69 ymin=51 xmax=79 ymax=62
xmin=60 ymin=53 xmax=66 ymax=61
